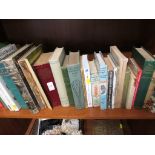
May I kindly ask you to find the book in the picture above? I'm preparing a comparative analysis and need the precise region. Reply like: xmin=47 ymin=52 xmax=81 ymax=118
xmin=0 ymin=44 xmax=17 ymax=60
xmin=0 ymin=76 xmax=21 ymax=111
xmin=81 ymin=55 xmax=92 ymax=107
xmin=89 ymin=60 xmax=100 ymax=107
xmin=128 ymin=58 xmax=142 ymax=108
xmin=121 ymin=66 xmax=131 ymax=108
xmin=67 ymin=51 xmax=85 ymax=109
xmin=49 ymin=47 xmax=69 ymax=107
xmin=0 ymin=44 xmax=40 ymax=113
xmin=0 ymin=97 xmax=5 ymax=109
xmin=61 ymin=55 xmax=75 ymax=106
xmin=107 ymin=54 xmax=119 ymax=109
xmin=125 ymin=67 xmax=136 ymax=109
xmin=94 ymin=51 xmax=108 ymax=110
xmin=110 ymin=46 xmax=128 ymax=108
xmin=104 ymin=57 xmax=114 ymax=108
xmin=18 ymin=44 xmax=50 ymax=109
xmin=33 ymin=52 xmax=61 ymax=108
xmin=132 ymin=47 xmax=155 ymax=108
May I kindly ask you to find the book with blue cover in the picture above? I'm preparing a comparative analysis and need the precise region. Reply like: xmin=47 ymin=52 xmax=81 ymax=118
xmin=94 ymin=51 xmax=108 ymax=110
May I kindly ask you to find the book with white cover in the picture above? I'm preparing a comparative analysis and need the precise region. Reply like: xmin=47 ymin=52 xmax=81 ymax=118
xmin=81 ymin=55 xmax=92 ymax=107
xmin=110 ymin=46 xmax=128 ymax=108
xmin=49 ymin=47 xmax=69 ymax=107
xmin=0 ymin=76 xmax=21 ymax=111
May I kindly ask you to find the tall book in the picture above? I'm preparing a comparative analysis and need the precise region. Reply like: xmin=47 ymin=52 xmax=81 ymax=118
xmin=0 ymin=76 xmax=21 ymax=111
xmin=94 ymin=51 xmax=108 ymax=110
xmin=89 ymin=60 xmax=100 ymax=107
xmin=107 ymin=54 xmax=119 ymax=109
xmin=125 ymin=67 xmax=136 ymax=109
xmin=33 ymin=52 xmax=61 ymax=108
xmin=104 ymin=57 xmax=114 ymax=109
xmin=128 ymin=58 xmax=142 ymax=108
xmin=110 ymin=46 xmax=128 ymax=108
xmin=132 ymin=47 xmax=155 ymax=108
xmin=49 ymin=47 xmax=69 ymax=107
xmin=67 ymin=51 xmax=85 ymax=109
xmin=0 ymin=44 xmax=40 ymax=113
xmin=121 ymin=66 xmax=131 ymax=108
xmin=18 ymin=45 xmax=50 ymax=109
xmin=0 ymin=44 xmax=17 ymax=60
xmin=81 ymin=55 xmax=92 ymax=107
xmin=61 ymin=55 xmax=75 ymax=106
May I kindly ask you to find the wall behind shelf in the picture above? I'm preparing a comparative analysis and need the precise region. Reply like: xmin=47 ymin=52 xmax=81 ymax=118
xmin=1 ymin=19 xmax=155 ymax=53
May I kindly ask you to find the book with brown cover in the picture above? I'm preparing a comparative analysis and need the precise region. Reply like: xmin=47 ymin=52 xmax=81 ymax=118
xmin=33 ymin=52 xmax=61 ymax=107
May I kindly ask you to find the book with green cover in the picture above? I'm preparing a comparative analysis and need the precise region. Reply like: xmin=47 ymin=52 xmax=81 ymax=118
xmin=67 ymin=51 xmax=85 ymax=109
xmin=132 ymin=47 xmax=155 ymax=108
xmin=121 ymin=66 xmax=130 ymax=108
xmin=61 ymin=55 xmax=75 ymax=106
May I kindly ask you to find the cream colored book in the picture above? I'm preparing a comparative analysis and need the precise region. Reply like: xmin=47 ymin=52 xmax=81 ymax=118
xmin=89 ymin=60 xmax=100 ymax=107
xmin=81 ymin=55 xmax=92 ymax=107
xmin=18 ymin=45 xmax=51 ymax=109
xmin=110 ymin=46 xmax=128 ymax=108
xmin=125 ymin=68 xmax=136 ymax=109
xmin=49 ymin=47 xmax=69 ymax=107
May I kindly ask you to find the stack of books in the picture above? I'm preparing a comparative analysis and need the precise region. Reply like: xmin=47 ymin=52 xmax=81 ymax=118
xmin=0 ymin=43 xmax=155 ymax=113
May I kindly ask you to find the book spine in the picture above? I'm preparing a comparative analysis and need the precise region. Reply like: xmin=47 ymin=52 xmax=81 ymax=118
xmin=131 ymin=69 xmax=142 ymax=108
xmin=67 ymin=64 xmax=85 ymax=109
xmin=61 ymin=67 xmax=75 ymax=106
xmin=0 ymin=97 xmax=4 ymax=109
xmin=0 ymin=44 xmax=17 ymax=60
xmin=126 ymin=72 xmax=136 ymax=109
xmin=99 ymin=65 xmax=108 ymax=110
xmin=19 ymin=60 xmax=46 ymax=109
xmin=3 ymin=59 xmax=39 ymax=113
xmin=83 ymin=65 xmax=93 ymax=107
xmin=107 ymin=70 xmax=113 ymax=108
xmin=49 ymin=61 xmax=69 ymax=107
xmin=34 ymin=64 xmax=61 ymax=108
xmin=0 ymin=76 xmax=21 ymax=111
xmin=90 ymin=73 xmax=100 ymax=107
xmin=0 ymin=62 xmax=28 ymax=109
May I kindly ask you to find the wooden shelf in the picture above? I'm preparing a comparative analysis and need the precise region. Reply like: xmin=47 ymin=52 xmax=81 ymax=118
xmin=0 ymin=107 xmax=155 ymax=119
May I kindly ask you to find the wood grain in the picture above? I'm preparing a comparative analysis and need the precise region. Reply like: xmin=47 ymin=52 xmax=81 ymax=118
xmin=0 ymin=107 xmax=155 ymax=119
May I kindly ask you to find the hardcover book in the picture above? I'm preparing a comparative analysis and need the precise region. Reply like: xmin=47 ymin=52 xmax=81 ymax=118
xmin=61 ymin=55 xmax=75 ymax=106
xmin=18 ymin=44 xmax=50 ymax=109
xmin=121 ymin=66 xmax=130 ymax=108
xmin=110 ymin=46 xmax=128 ymax=108
xmin=89 ymin=60 xmax=100 ymax=107
xmin=0 ymin=76 xmax=21 ymax=111
xmin=104 ymin=57 xmax=114 ymax=108
xmin=94 ymin=51 xmax=108 ymax=110
xmin=0 ymin=44 xmax=40 ymax=113
xmin=132 ymin=47 xmax=155 ymax=108
xmin=107 ymin=54 xmax=119 ymax=109
xmin=125 ymin=67 xmax=136 ymax=109
xmin=128 ymin=58 xmax=142 ymax=108
xmin=49 ymin=47 xmax=69 ymax=107
xmin=67 ymin=51 xmax=85 ymax=109
xmin=33 ymin=52 xmax=61 ymax=108
xmin=81 ymin=55 xmax=92 ymax=107
xmin=0 ymin=44 xmax=17 ymax=60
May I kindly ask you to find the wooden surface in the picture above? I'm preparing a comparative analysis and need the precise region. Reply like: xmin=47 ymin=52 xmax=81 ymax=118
xmin=0 ymin=107 xmax=155 ymax=119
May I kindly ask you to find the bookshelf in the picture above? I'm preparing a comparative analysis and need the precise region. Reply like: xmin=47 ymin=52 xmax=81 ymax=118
xmin=0 ymin=20 xmax=155 ymax=120
xmin=0 ymin=107 xmax=155 ymax=119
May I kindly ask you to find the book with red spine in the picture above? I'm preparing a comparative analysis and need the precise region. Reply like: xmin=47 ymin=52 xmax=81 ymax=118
xmin=128 ymin=58 xmax=142 ymax=108
xmin=33 ymin=52 xmax=61 ymax=107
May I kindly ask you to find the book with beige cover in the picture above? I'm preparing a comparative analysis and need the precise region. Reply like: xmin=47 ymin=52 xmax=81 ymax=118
xmin=18 ymin=45 xmax=51 ymax=109
xmin=49 ymin=47 xmax=69 ymax=107
xmin=110 ymin=46 xmax=128 ymax=108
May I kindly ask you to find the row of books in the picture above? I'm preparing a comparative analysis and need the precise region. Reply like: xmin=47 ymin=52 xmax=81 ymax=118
xmin=0 ymin=43 xmax=155 ymax=114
